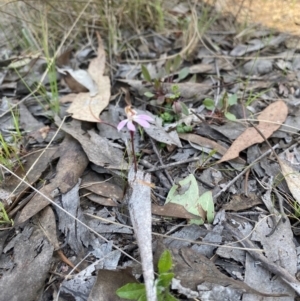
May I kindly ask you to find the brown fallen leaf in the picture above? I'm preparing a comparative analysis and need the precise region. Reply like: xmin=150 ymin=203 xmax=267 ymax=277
xmin=56 ymin=117 xmax=128 ymax=170
xmin=88 ymin=268 xmax=138 ymax=301
xmin=63 ymin=71 xmax=89 ymax=93
xmin=278 ymin=158 xmax=300 ymax=205
xmin=179 ymin=133 xmax=228 ymax=155
xmin=81 ymin=171 xmax=122 ymax=206
xmin=219 ymin=100 xmax=288 ymax=163
xmin=60 ymin=93 xmax=77 ymax=104
xmin=172 ymin=247 xmax=289 ymax=297
xmin=67 ymin=32 xmax=110 ymax=122
xmin=179 ymin=133 xmax=245 ymax=164
xmin=221 ymin=193 xmax=263 ymax=212
xmin=81 ymin=171 xmax=123 ymax=200
xmin=39 ymin=206 xmax=80 ymax=272
xmin=16 ymin=135 xmax=89 ymax=224
xmin=152 ymin=203 xmax=202 ymax=220
xmin=2 ymin=147 xmax=59 ymax=202
xmin=85 ymin=192 xmax=118 ymax=207
xmin=0 ymin=218 xmax=54 ymax=301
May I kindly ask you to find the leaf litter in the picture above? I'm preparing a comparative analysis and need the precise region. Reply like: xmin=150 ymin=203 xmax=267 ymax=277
xmin=2 ymin=3 xmax=300 ymax=301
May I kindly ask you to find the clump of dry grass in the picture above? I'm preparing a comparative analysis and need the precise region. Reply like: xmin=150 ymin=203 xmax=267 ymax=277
xmin=0 ymin=0 xmax=225 ymax=59
xmin=1 ymin=0 xmax=173 ymax=54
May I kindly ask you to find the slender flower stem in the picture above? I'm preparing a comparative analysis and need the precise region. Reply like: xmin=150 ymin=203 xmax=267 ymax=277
xmin=130 ymin=130 xmax=138 ymax=172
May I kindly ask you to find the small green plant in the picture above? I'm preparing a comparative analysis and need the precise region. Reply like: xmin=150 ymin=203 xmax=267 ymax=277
xmin=203 ymin=92 xmax=238 ymax=121
xmin=142 ymin=57 xmax=186 ymax=107
xmin=176 ymin=124 xmax=193 ymax=133
xmin=166 ymin=84 xmax=180 ymax=100
xmin=0 ymin=203 xmax=13 ymax=226
xmin=0 ymin=133 xmax=19 ymax=170
xmin=160 ymin=111 xmax=175 ymax=123
xmin=292 ymin=201 xmax=300 ymax=219
xmin=116 ymin=250 xmax=179 ymax=301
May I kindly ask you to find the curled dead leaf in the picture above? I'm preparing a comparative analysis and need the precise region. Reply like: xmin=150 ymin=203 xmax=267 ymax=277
xmin=67 ymin=32 xmax=110 ymax=122
xmin=219 ymin=100 xmax=288 ymax=163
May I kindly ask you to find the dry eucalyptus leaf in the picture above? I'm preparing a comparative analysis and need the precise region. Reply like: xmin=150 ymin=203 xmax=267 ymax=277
xmin=55 ymin=180 xmax=90 ymax=255
xmin=58 ymin=67 xmax=97 ymax=95
xmin=88 ymin=268 xmax=137 ymax=301
xmin=230 ymin=39 xmax=265 ymax=57
xmin=244 ymin=216 xmax=296 ymax=300
xmin=222 ymin=194 xmax=263 ymax=212
xmin=144 ymin=121 xmax=182 ymax=147
xmin=152 ymin=203 xmax=201 ymax=219
xmin=81 ymin=171 xmax=123 ymax=200
xmin=172 ymin=247 xmax=288 ymax=298
xmin=2 ymin=147 xmax=59 ymax=198
xmin=67 ymin=33 xmax=110 ymax=122
xmin=16 ymin=135 xmax=89 ymax=224
xmin=0 ymin=223 xmax=53 ymax=301
xmin=56 ymin=117 xmax=128 ymax=170
xmin=179 ymin=133 xmax=228 ymax=155
xmin=278 ymin=158 xmax=300 ymax=204
xmin=219 ymin=100 xmax=288 ymax=163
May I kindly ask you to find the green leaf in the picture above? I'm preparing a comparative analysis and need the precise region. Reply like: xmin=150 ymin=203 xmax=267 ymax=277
xmin=180 ymin=102 xmax=189 ymax=116
xmin=154 ymin=78 xmax=161 ymax=90
xmin=137 ymin=295 xmax=148 ymax=301
xmin=173 ymin=55 xmax=182 ymax=71
xmin=158 ymin=250 xmax=173 ymax=274
xmin=189 ymin=218 xmax=204 ymax=225
xmin=165 ymin=59 xmax=172 ymax=75
xmin=166 ymin=174 xmax=205 ymax=222
xmin=157 ymin=272 xmax=174 ymax=288
xmin=144 ymin=91 xmax=155 ymax=98
xmin=189 ymin=74 xmax=197 ymax=83
xmin=161 ymin=112 xmax=174 ymax=122
xmin=176 ymin=124 xmax=185 ymax=133
xmin=208 ymin=149 xmax=217 ymax=157
xmin=182 ymin=125 xmax=193 ymax=132
xmin=224 ymin=111 xmax=237 ymax=121
xmin=178 ymin=67 xmax=189 ymax=81
xmin=228 ymin=94 xmax=238 ymax=106
xmin=171 ymin=84 xmax=179 ymax=94
xmin=141 ymin=65 xmax=152 ymax=82
xmin=203 ymin=99 xmax=215 ymax=110
xmin=198 ymin=191 xmax=214 ymax=223
xmin=165 ymin=292 xmax=180 ymax=301
xmin=116 ymin=283 xmax=146 ymax=299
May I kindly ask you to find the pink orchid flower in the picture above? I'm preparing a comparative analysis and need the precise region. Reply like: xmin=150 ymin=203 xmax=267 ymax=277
xmin=117 ymin=106 xmax=153 ymax=131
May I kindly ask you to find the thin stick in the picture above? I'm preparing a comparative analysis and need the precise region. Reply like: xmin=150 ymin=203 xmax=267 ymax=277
xmin=146 ymin=156 xmax=202 ymax=172
xmin=213 ymin=144 xmax=278 ymax=199
xmin=150 ymin=138 xmax=173 ymax=185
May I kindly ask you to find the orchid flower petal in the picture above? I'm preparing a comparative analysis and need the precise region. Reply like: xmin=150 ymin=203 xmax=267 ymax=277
xmin=134 ymin=118 xmax=151 ymax=128
xmin=127 ymin=120 xmax=136 ymax=131
xmin=136 ymin=114 xmax=154 ymax=122
xmin=117 ymin=119 xmax=128 ymax=131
